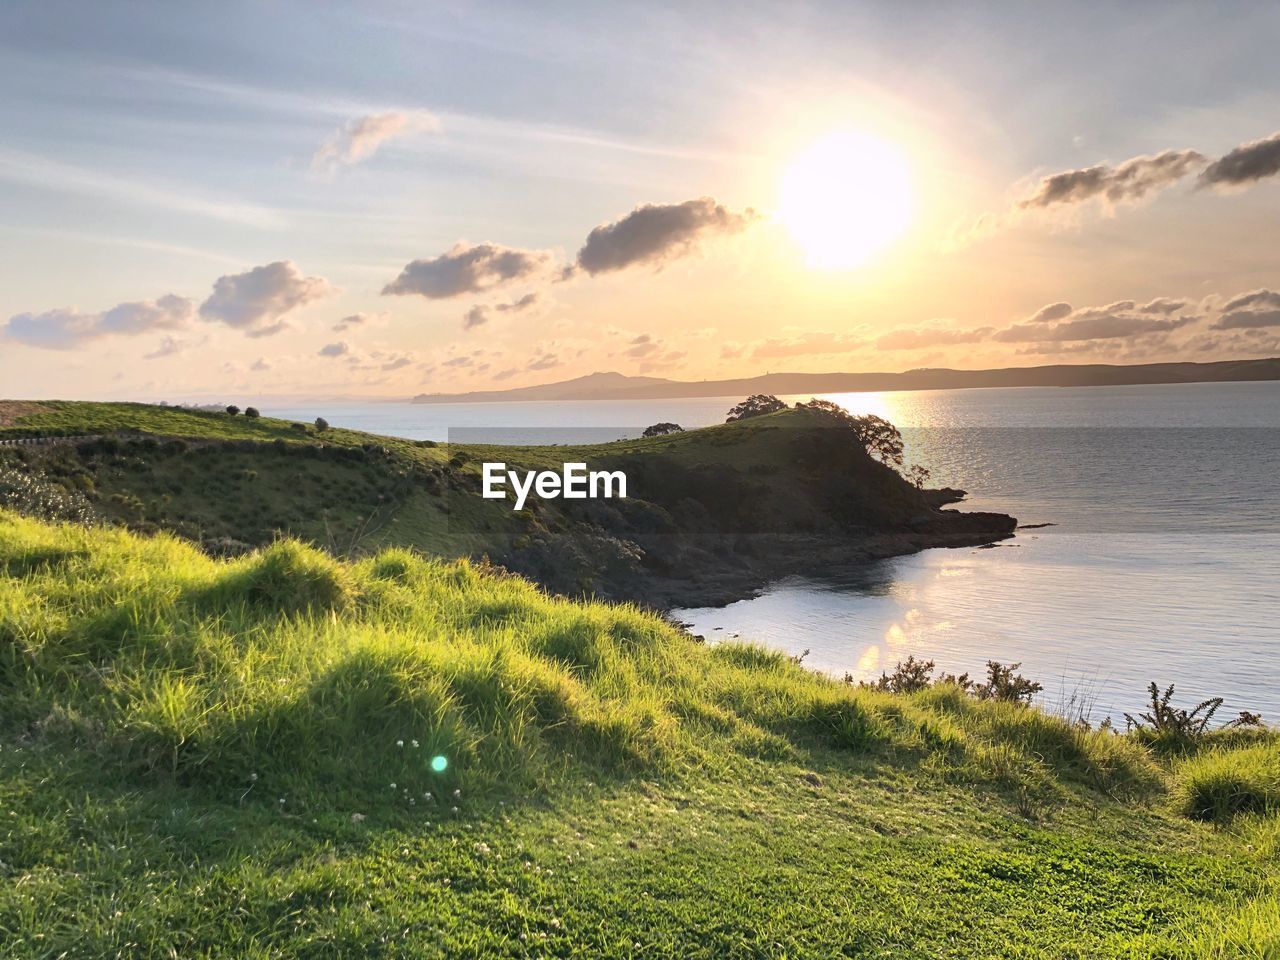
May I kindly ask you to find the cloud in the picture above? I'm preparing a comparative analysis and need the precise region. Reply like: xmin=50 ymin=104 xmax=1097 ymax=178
xmin=384 ymin=243 xmax=552 ymax=300
xmin=526 ymin=352 xmax=560 ymax=371
xmin=3 ymin=293 xmax=193 ymax=350
xmin=749 ymin=332 xmax=863 ymax=359
xmin=312 ymin=112 xmax=437 ymax=170
xmin=994 ymin=300 xmax=1197 ymax=344
xmin=1222 ymin=289 xmax=1280 ymax=312
xmin=493 ymin=368 xmax=519 ymax=381
xmin=333 ymin=312 xmax=379 ymax=332
xmin=575 ymin=197 xmax=755 ymax=275
xmin=200 ymin=261 xmax=334 ymax=336
xmin=1138 ymin=297 xmax=1189 ymax=315
xmin=1199 ymin=132 xmax=1280 ymax=189
xmin=143 ymin=335 xmax=195 ymax=359
xmin=1017 ymin=149 xmax=1206 ymax=210
xmin=461 ymin=293 xmax=541 ymax=330
xmin=1211 ymin=290 xmax=1280 ymax=330
xmin=874 ymin=323 xmax=994 ymax=351
xmin=318 ymin=341 xmax=350 ymax=357
xmin=250 ymin=358 xmax=271 ymax=371
xmin=1028 ymin=301 xmax=1073 ymax=323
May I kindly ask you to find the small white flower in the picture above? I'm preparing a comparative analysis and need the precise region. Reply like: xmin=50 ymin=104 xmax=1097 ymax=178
xmin=396 ymin=740 xmax=404 ymax=748
xmin=278 ymin=797 xmax=286 ymax=804
xmin=249 ymin=773 xmax=258 ymax=782
xmin=450 ymin=806 xmax=459 ymax=814
xmin=452 ymin=788 xmax=461 ymax=799
xmin=389 ymin=782 xmax=397 ymax=789
xmin=411 ymin=740 xmax=419 ymax=748
xmin=423 ymin=793 xmax=432 ymax=801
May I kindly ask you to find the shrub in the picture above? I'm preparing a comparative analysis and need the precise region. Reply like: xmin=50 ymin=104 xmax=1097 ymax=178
xmin=1175 ymin=741 xmax=1280 ymax=822
xmin=244 ymin=407 xmax=260 ymax=419
xmin=290 ymin=422 xmax=309 ymax=433
xmin=975 ymin=661 xmax=1042 ymax=704
xmin=225 ymin=405 xmax=240 ymax=416
xmin=869 ymin=655 xmax=936 ymax=694
xmin=314 ymin=417 xmax=330 ymax=432
xmin=642 ymin=422 xmax=683 ymax=437
xmin=1125 ymin=682 xmax=1223 ymax=742
xmin=217 ymin=541 xmax=355 ymax=615
xmin=726 ymin=395 xmax=787 ymax=422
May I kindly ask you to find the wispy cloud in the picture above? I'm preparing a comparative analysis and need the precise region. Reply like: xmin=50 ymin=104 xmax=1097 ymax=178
xmin=0 ymin=147 xmax=286 ymax=228
xmin=312 ymin=112 xmax=439 ymax=170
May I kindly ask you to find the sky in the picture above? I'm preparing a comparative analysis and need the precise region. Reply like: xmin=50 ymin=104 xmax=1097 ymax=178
xmin=3 ymin=0 xmax=1280 ymax=401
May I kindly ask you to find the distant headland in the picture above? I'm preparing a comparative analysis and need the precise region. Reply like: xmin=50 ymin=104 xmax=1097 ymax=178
xmin=411 ymin=357 xmax=1280 ymax=404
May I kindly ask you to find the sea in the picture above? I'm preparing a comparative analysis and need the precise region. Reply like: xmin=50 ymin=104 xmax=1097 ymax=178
xmin=263 ymin=381 xmax=1280 ymax=723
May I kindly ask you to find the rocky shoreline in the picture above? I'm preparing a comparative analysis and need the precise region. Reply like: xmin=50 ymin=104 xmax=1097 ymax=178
xmin=500 ymin=501 xmax=1018 ymax=610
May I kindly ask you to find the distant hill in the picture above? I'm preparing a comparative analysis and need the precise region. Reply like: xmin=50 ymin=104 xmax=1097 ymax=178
xmin=412 ymin=357 xmax=1280 ymax=403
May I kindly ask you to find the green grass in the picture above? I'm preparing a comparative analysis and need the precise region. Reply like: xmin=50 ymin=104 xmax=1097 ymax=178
xmin=1 ymin=511 xmax=1277 ymax=957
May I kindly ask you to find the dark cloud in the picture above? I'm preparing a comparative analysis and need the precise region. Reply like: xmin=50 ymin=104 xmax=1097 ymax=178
xmin=995 ymin=304 xmax=1195 ymax=344
xmin=1199 ymin=132 xmax=1280 ymax=188
xmin=384 ymin=243 xmax=552 ymax=300
xmin=318 ymin=341 xmax=350 ymax=357
xmin=200 ymin=261 xmax=334 ymax=336
xmin=1017 ymin=149 xmax=1206 ymax=210
xmin=3 ymin=294 xmax=193 ymax=350
xmin=575 ymin=197 xmax=754 ymax=276
xmin=461 ymin=291 xmax=540 ymax=330
xmin=333 ymin=313 xmax=373 ymax=332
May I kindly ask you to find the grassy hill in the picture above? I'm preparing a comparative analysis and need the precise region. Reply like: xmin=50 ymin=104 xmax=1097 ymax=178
xmin=0 ymin=512 xmax=1276 ymax=956
xmin=0 ymin=400 xmax=1014 ymax=607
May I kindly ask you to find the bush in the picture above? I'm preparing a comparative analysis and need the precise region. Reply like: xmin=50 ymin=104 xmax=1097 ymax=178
xmin=314 ymin=417 xmax=330 ymax=432
xmin=726 ymin=395 xmax=787 ymax=422
xmin=642 ymin=422 xmax=683 ymax=437
xmin=290 ymin=422 xmax=309 ymax=433
xmin=225 ymin=405 xmax=240 ymax=416
xmin=217 ymin=541 xmax=355 ymax=615
xmin=244 ymin=407 xmax=260 ymax=419
xmin=1125 ymin=682 xmax=1224 ymax=743
xmin=1175 ymin=741 xmax=1280 ymax=822
xmin=975 ymin=661 xmax=1043 ymax=704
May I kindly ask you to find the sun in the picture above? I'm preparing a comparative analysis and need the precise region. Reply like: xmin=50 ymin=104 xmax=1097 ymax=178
xmin=778 ymin=129 xmax=913 ymax=269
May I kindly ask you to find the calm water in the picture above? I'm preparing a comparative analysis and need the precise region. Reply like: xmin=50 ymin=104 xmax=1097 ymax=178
xmin=266 ymin=382 xmax=1280 ymax=722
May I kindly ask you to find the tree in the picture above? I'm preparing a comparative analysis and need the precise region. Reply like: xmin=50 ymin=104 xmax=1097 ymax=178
xmin=906 ymin=464 xmax=931 ymax=489
xmin=225 ymin=405 xmax=240 ymax=416
xmin=314 ymin=417 xmax=330 ymax=432
xmin=725 ymin=395 xmax=787 ymax=422
xmin=642 ymin=422 xmax=682 ymax=437
xmin=244 ymin=407 xmax=260 ymax=419
xmin=850 ymin=414 xmax=904 ymax=468
xmin=796 ymin=399 xmax=905 ymax=468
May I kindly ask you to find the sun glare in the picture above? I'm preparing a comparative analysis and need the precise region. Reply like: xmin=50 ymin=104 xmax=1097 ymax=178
xmin=778 ymin=130 xmax=913 ymax=269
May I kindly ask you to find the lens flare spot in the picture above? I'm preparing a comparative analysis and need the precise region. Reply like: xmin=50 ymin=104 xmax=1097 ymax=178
xmin=430 ymin=755 xmax=448 ymax=773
